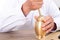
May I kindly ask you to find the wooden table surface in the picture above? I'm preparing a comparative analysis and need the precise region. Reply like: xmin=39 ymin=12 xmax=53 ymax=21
xmin=0 ymin=29 xmax=60 ymax=40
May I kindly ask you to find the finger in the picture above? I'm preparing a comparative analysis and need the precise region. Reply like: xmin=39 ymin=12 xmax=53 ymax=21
xmin=43 ymin=16 xmax=52 ymax=22
xmin=42 ymin=18 xmax=53 ymax=28
xmin=34 ymin=16 xmax=39 ymax=21
xmin=30 ymin=0 xmax=43 ymax=2
xmin=46 ymin=26 xmax=53 ymax=34
xmin=42 ymin=22 xmax=54 ymax=31
xmin=46 ymin=22 xmax=54 ymax=31
xmin=31 ymin=2 xmax=43 ymax=4
xmin=30 ymin=0 xmax=43 ymax=5
xmin=31 ymin=2 xmax=43 ymax=9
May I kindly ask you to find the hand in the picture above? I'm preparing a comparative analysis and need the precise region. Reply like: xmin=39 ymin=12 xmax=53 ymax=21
xmin=42 ymin=16 xmax=54 ymax=34
xmin=22 ymin=0 xmax=43 ymax=16
xmin=35 ymin=16 xmax=55 ymax=34
xmin=27 ymin=0 xmax=43 ymax=10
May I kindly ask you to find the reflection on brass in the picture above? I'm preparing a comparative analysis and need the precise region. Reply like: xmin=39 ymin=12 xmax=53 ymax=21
xmin=35 ymin=9 xmax=46 ymax=40
xmin=35 ymin=17 xmax=46 ymax=40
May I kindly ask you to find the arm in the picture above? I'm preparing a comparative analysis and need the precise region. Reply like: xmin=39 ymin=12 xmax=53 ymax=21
xmin=36 ymin=0 xmax=60 ymax=33
xmin=0 ymin=0 xmax=27 ymax=32
xmin=0 ymin=0 xmax=42 ymax=32
xmin=47 ymin=0 xmax=60 ymax=31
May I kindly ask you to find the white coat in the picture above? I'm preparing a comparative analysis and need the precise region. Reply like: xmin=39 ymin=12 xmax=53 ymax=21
xmin=0 ymin=0 xmax=60 ymax=32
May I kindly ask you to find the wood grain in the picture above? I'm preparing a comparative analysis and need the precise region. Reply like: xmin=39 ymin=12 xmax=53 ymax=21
xmin=0 ymin=29 xmax=60 ymax=40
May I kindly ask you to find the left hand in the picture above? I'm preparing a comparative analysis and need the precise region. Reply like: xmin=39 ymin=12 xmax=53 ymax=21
xmin=42 ymin=16 xmax=54 ymax=34
xmin=35 ymin=16 xmax=55 ymax=34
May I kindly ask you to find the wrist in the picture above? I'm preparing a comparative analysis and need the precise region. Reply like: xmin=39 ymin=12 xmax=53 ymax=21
xmin=21 ymin=1 xmax=31 ymax=16
xmin=52 ymin=23 xmax=57 ymax=31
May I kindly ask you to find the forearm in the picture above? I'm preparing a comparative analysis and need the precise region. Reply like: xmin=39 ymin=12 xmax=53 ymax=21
xmin=0 ymin=16 xmax=26 ymax=32
xmin=0 ymin=20 xmax=26 ymax=32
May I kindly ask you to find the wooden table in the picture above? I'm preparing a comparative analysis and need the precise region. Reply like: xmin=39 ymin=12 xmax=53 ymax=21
xmin=0 ymin=29 xmax=60 ymax=40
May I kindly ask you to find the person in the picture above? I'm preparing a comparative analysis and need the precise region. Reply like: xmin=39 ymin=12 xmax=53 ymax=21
xmin=0 ymin=0 xmax=60 ymax=34
xmin=0 ymin=0 xmax=42 ymax=32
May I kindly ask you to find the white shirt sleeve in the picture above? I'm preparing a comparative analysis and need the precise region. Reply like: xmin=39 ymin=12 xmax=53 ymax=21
xmin=46 ymin=0 xmax=60 ymax=31
xmin=0 ymin=0 xmax=31 ymax=32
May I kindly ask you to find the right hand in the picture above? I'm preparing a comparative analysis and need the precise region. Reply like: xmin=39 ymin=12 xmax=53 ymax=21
xmin=22 ymin=0 xmax=43 ymax=16
xmin=26 ymin=0 xmax=43 ymax=10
